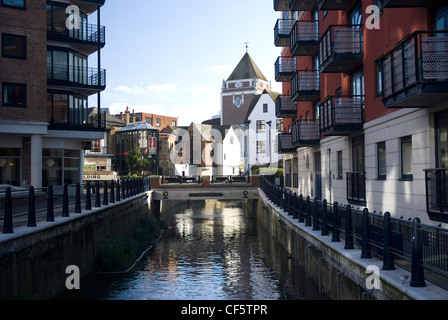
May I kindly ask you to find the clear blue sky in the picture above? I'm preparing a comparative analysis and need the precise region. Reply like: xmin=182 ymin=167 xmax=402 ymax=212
xmin=91 ymin=0 xmax=282 ymax=126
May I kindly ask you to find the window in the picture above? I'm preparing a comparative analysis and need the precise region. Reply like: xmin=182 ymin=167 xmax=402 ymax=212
xmin=375 ymin=61 xmax=382 ymax=96
xmin=156 ymin=118 xmax=161 ymax=127
xmin=377 ymin=141 xmax=386 ymax=180
xmin=276 ymin=119 xmax=283 ymax=132
xmin=2 ymin=34 xmax=26 ymax=59
xmin=2 ymin=83 xmax=26 ymax=107
xmin=263 ymin=103 xmax=268 ymax=113
xmin=401 ymin=136 xmax=413 ymax=180
xmin=1 ymin=0 xmax=25 ymax=9
xmin=257 ymin=141 xmax=265 ymax=154
xmin=337 ymin=150 xmax=343 ymax=179
xmin=256 ymin=120 xmax=265 ymax=133
xmin=172 ymin=120 xmax=176 ymax=127
xmin=146 ymin=117 xmax=153 ymax=125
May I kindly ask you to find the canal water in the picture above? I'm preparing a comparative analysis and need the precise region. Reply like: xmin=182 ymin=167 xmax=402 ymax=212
xmin=58 ymin=200 xmax=320 ymax=300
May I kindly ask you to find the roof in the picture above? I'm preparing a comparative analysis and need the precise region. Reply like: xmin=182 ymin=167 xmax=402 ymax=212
xmin=116 ymin=121 xmax=158 ymax=132
xmin=244 ymin=89 xmax=281 ymax=123
xmin=227 ymin=53 xmax=268 ymax=82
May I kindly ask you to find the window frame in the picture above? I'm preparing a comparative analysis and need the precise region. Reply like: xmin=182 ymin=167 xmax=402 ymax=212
xmin=400 ymin=135 xmax=413 ymax=181
xmin=1 ymin=0 xmax=26 ymax=10
xmin=256 ymin=120 xmax=265 ymax=133
xmin=337 ymin=150 xmax=343 ymax=179
xmin=263 ymin=103 xmax=268 ymax=113
xmin=377 ymin=141 xmax=386 ymax=180
xmin=2 ymin=82 xmax=27 ymax=107
xmin=257 ymin=140 xmax=265 ymax=154
xmin=2 ymin=33 xmax=27 ymax=59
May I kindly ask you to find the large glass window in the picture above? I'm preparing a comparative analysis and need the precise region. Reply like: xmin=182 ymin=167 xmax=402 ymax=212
xmin=47 ymin=49 xmax=88 ymax=84
xmin=256 ymin=120 xmax=265 ymax=133
xmin=2 ymin=34 xmax=26 ymax=59
xmin=42 ymin=149 xmax=63 ymax=187
xmin=47 ymin=91 xmax=88 ymax=126
xmin=0 ymin=148 xmax=21 ymax=186
xmin=400 ymin=136 xmax=413 ymax=180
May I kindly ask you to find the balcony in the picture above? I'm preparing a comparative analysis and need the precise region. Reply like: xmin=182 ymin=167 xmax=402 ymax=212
xmin=274 ymin=19 xmax=295 ymax=47
xmin=275 ymin=96 xmax=297 ymax=118
xmin=47 ymin=19 xmax=105 ymax=56
xmin=379 ymin=30 xmax=448 ymax=109
xmin=347 ymin=171 xmax=366 ymax=206
xmin=278 ymin=133 xmax=296 ymax=154
xmin=292 ymin=121 xmax=320 ymax=147
xmin=289 ymin=0 xmax=317 ymax=11
xmin=273 ymin=0 xmax=290 ymax=10
xmin=319 ymin=95 xmax=364 ymax=136
xmin=290 ymin=20 xmax=319 ymax=56
xmin=319 ymin=25 xmax=363 ymax=73
xmin=291 ymin=70 xmax=320 ymax=101
xmin=317 ymin=0 xmax=355 ymax=10
xmin=381 ymin=0 xmax=436 ymax=7
xmin=70 ymin=0 xmax=105 ymax=15
xmin=48 ymin=64 xmax=106 ymax=95
xmin=275 ymin=56 xmax=296 ymax=82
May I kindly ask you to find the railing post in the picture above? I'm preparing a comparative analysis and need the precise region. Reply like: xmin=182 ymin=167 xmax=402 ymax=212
xmin=122 ymin=179 xmax=126 ymax=199
xmin=382 ymin=212 xmax=395 ymax=270
xmin=313 ymin=199 xmax=319 ymax=231
xmin=321 ymin=199 xmax=329 ymax=236
xmin=410 ymin=218 xmax=426 ymax=287
xmin=75 ymin=182 xmax=82 ymax=214
xmin=95 ymin=181 xmax=101 ymax=208
xmin=298 ymin=194 xmax=304 ymax=223
xmin=110 ymin=180 xmax=115 ymax=204
xmin=85 ymin=181 xmax=92 ymax=210
xmin=305 ymin=196 xmax=311 ymax=227
xmin=47 ymin=185 xmax=55 ymax=222
xmin=62 ymin=183 xmax=69 ymax=217
xmin=344 ymin=205 xmax=354 ymax=249
xmin=361 ymin=208 xmax=372 ymax=259
xmin=293 ymin=193 xmax=298 ymax=219
xmin=116 ymin=179 xmax=121 ymax=202
xmin=27 ymin=186 xmax=37 ymax=227
xmin=126 ymin=178 xmax=130 ymax=198
xmin=332 ymin=202 xmax=340 ymax=242
xmin=3 ymin=187 xmax=13 ymax=233
xmin=103 ymin=180 xmax=108 ymax=206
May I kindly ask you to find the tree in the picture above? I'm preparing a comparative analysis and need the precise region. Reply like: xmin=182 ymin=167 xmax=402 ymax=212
xmin=125 ymin=148 xmax=149 ymax=176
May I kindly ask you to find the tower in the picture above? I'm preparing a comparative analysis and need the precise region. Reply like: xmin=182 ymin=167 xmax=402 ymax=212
xmin=221 ymin=53 xmax=271 ymax=125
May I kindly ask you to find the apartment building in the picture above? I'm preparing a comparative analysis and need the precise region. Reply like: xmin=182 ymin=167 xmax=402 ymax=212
xmin=0 ymin=0 xmax=106 ymax=188
xmin=273 ymin=0 xmax=448 ymax=227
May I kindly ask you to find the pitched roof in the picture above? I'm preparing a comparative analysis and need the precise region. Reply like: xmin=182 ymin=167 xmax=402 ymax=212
xmin=243 ymin=89 xmax=281 ymax=123
xmin=227 ymin=53 xmax=268 ymax=82
xmin=116 ymin=121 xmax=158 ymax=132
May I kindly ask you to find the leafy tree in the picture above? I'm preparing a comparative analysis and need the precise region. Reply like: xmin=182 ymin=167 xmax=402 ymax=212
xmin=125 ymin=148 xmax=150 ymax=175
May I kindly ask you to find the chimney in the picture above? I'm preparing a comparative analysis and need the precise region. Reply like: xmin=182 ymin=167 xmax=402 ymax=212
xmin=125 ymin=106 xmax=130 ymax=125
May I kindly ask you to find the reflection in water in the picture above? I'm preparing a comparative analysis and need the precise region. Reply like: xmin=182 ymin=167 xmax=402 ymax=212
xmin=58 ymin=200 xmax=312 ymax=300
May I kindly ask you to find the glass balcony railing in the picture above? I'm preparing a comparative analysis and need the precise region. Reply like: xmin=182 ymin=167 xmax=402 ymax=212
xmin=278 ymin=133 xmax=296 ymax=154
xmin=48 ymin=64 xmax=106 ymax=92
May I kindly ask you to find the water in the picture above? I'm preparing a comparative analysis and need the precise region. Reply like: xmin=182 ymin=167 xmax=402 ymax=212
xmin=58 ymin=200 xmax=316 ymax=300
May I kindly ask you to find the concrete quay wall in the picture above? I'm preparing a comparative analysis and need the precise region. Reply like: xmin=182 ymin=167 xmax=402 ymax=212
xmin=0 ymin=192 xmax=153 ymax=300
xmin=255 ymin=190 xmax=448 ymax=300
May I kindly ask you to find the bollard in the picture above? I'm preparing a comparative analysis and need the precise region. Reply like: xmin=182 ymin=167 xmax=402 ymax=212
xmin=312 ymin=200 xmax=319 ymax=231
xmin=122 ymin=179 xmax=126 ymax=199
xmin=126 ymin=178 xmax=130 ymax=198
xmin=103 ymin=180 xmax=108 ymax=206
xmin=305 ymin=196 xmax=311 ymax=227
xmin=321 ymin=199 xmax=329 ymax=236
xmin=361 ymin=208 xmax=372 ymax=259
xmin=293 ymin=193 xmax=299 ymax=219
xmin=27 ymin=186 xmax=37 ymax=227
xmin=62 ymin=183 xmax=69 ymax=217
xmin=298 ymin=195 xmax=304 ymax=223
xmin=47 ymin=185 xmax=55 ymax=222
xmin=410 ymin=218 xmax=426 ymax=287
xmin=95 ymin=181 xmax=101 ymax=208
xmin=331 ymin=202 xmax=340 ymax=242
xmin=85 ymin=181 xmax=92 ymax=210
xmin=3 ymin=187 xmax=13 ymax=233
xmin=344 ymin=205 xmax=354 ymax=249
xmin=75 ymin=183 xmax=82 ymax=214
xmin=382 ymin=212 xmax=395 ymax=270
xmin=110 ymin=180 xmax=115 ymax=203
xmin=116 ymin=179 xmax=121 ymax=202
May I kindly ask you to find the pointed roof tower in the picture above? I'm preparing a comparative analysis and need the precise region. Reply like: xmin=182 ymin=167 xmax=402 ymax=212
xmin=227 ymin=53 xmax=268 ymax=82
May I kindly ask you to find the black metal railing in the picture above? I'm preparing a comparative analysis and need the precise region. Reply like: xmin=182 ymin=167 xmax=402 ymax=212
xmin=347 ymin=171 xmax=366 ymax=206
xmin=274 ymin=19 xmax=295 ymax=47
xmin=278 ymin=133 xmax=296 ymax=154
xmin=260 ymin=175 xmax=448 ymax=289
xmin=275 ymin=56 xmax=296 ymax=82
xmin=379 ymin=30 xmax=448 ymax=108
xmin=319 ymin=95 xmax=365 ymax=135
xmin=425 ymin=168 xmax=448 ymax=222
xmin=290 ymin=20 xmax=319 ymax=56
xmin=275 ymin=95 xmax=297 ymax=118
xmin=291 ymin=70 xmax=320 ymax=101
xmin=48 ymin=64 xmax=106 ymax=89
xmin=47 ymin=19 xmax=106 ymax=46
xmin=0 ymin=177 xmax=150 ymax=233
xmin=291 ymin=120 xmax=320 ymax=146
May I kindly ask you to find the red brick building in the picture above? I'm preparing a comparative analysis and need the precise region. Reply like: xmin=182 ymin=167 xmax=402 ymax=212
xmin=114 ymin=106 xmax=178 ymax=129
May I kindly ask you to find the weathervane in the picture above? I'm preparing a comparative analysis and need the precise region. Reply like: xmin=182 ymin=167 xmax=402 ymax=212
xmin=244 ymin=42 xmax=249 ymax=53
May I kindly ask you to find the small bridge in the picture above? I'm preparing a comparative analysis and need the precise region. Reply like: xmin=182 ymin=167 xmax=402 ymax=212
xmin=150 ymin=175 xmax=260 ymax=201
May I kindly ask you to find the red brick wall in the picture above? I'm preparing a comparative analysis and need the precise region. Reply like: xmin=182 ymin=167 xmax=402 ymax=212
xmin=0 ymin=0 xmax=47 ymax=123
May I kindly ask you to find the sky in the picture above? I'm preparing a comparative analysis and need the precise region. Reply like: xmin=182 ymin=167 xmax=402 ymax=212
xmin=91 ymin=0 xmax=283 ymax=126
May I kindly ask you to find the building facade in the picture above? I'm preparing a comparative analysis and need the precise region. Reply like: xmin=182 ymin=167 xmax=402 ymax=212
xmin=0 ymin=0 xmax=106 ymax=188
xmin=114 ymin=106 xmax=178 ymax=130
xmin=273 ymin=0 xmax=448 ymax=227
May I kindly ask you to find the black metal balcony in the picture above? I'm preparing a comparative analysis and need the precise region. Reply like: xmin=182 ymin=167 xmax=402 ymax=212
xmin=70 ymin=0 xmax=105 ymax=14
xmin=278 ymin=133 xmax=296 ymax=154
xmin=291 ymin=70 xmax=320 ymax=101
xmin=381 ymin=0 xmax=436 ymax=7
xmin=425 ymin=168 xmax=448 ymax=223
xmin=273 ymin=0 xmax=290 ymax=10
xmin=274 ymin=19 xmax=295 ymax=47
xmin=47 ymin=19 xmax=105 ymax=55
xmin=292 ymin=121 xmax=320 ymax=147
xmin=275 ymin=96 xmax=297 ymax=118
xmin=48 ymin=64 xmax=106 ymax=95
xmin=317 ymin=0 xmax=355 ymax=10
xmin=275 ymin=56 xmax=296 ymax=82
xmin=319 ymin=95 xmax=364 ymax=136
xmin=379 ymin=30 xmax=448 ymax=108
xmin=318 ymin=25 xmax=363 ymax=73
xmin=290 ymin=0 xmax=317 ymax=11
xmin=290 ymin=20 xmax=319 ymax=56
xmin=347 ymin=171 xmax=366 ymax=206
